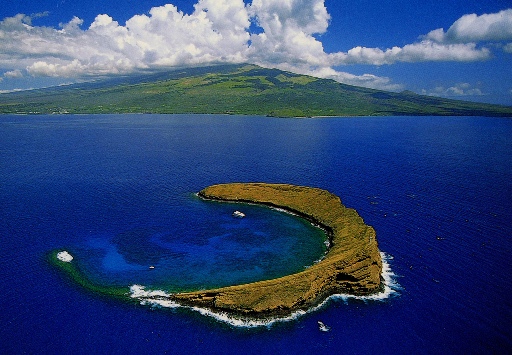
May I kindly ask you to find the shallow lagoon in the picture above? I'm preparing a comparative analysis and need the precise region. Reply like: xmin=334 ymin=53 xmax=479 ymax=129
xmin=77 ymin=199 xmax=328 ymax=292
xmin=1 ymin=114 xmax=511 ymax=353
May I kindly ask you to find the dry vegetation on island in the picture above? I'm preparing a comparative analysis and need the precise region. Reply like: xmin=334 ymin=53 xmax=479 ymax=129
xmin=168 ymin=183 xmax=383 ymax=318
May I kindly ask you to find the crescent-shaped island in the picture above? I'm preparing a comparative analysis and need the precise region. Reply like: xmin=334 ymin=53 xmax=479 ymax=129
xmin=52 ymin=183 xmax=383 ymax=319
xmin=169 ymin=183 xmax=383 ymax=317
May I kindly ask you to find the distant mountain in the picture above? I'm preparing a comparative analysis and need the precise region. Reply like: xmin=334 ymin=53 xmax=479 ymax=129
xmin=1 ymin=64 xmax=511 ymax=117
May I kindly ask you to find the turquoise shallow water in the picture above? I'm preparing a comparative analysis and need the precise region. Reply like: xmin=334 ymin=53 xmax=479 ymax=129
xmin=0 ymin=114 xmax=511 ymax=353
xmin=75 ymin=199 xmax=327 ymax=291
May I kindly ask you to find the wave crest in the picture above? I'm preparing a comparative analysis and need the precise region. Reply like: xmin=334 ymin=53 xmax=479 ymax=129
xmin=129 ymin=252 xmax=401 ymax=328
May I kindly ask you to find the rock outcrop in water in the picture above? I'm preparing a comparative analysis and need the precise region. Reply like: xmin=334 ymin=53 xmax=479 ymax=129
xmin=168 ymin=183 xmax=383 ymax=318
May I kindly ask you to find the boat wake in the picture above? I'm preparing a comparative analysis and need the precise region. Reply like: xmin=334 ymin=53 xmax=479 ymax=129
xmin=129 ymin=252 xmax=401 ymax=328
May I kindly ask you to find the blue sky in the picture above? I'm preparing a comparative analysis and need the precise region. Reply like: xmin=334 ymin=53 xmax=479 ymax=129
xmin=1 ymin=0 xmax=511 ymax=105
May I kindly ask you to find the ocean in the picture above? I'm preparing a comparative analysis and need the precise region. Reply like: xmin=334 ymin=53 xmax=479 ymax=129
xmin=0 ymin=114 xmax=511 ymax=354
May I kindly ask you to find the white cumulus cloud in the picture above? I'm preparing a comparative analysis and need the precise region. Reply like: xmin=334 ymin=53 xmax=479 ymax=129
xmin=425 ymin=9 xmax=512 ymax=43
xmin=330 ymin=8 xmax=512 ymax=66
xmin=0 ymin=0 xmax=251 ymax=77
xmin=332 ymin=41 xmax=490 ymax=65
xmin=3 ymin=69 xmax=23 ymax=78
xmin=247 ymin=0 xmax=331 ymax=67
xmin=422 ymin=83 xmax=485 ymax=98
xmin=305 ymin=66 xmax=404 ymax=91
xmin=0 ymin=2 xmax=511 ymax=93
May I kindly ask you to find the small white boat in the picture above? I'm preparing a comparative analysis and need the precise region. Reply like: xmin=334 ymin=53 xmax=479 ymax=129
xmin=149 ymin=266 xmax=155 ymax=269
xmin=318 ymin=321 xmax=330 ymax=332
xmin=232 ymin=210 xmax=245 ymax=218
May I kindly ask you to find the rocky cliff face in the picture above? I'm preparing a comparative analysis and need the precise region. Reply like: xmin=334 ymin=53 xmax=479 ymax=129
xmin=168 ymin=183 xmax=382 ymax=317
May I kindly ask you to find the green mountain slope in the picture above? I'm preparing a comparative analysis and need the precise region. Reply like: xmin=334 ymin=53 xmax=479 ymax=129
xmin=1 ymin=64 xmax=511 ymax=117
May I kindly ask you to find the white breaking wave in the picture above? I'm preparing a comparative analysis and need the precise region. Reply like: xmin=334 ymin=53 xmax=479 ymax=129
xmin=56 ymin=251 xmax=74 ymax=263
xmin=129 ymin=252 xmax=401 ymax=328
xmin=327 ymin=253 xmax=401 ymax=303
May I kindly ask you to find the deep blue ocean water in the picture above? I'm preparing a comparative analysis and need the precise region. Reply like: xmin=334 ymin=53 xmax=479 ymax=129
xmin=1 ymin=114 xmax=511 ymax=354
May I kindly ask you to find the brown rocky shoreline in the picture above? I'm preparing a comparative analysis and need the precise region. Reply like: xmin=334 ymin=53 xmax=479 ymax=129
xmin=161 ymin=183 xmax=383 ymax=318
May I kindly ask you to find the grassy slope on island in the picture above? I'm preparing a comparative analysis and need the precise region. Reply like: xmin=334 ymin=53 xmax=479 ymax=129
xmin=1 ymin=64 xmax=511 ymax=117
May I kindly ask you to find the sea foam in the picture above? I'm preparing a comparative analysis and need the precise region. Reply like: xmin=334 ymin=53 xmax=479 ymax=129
xmin=56 ymin=251 xmax=73 ymax=263
xmin=129 ymin=252 xmax=400 ymax=328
